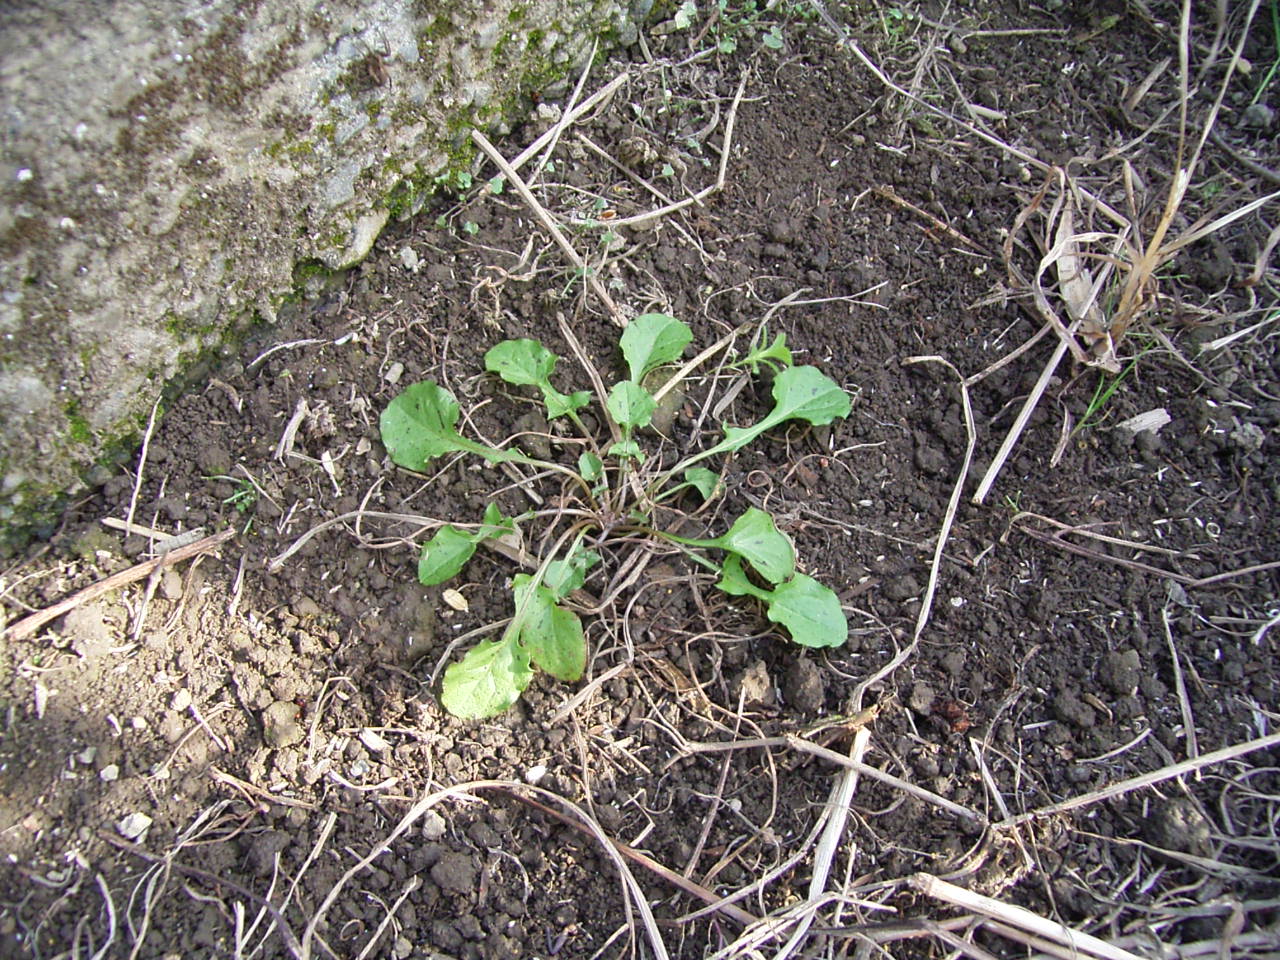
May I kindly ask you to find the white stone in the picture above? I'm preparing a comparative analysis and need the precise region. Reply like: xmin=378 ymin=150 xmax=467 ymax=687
xmin=117 ymin=812 xmax=152 ymax=839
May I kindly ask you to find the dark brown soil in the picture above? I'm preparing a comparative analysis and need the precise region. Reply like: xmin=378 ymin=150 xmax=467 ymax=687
xmin=4 ymin=2 xmax=1279 ymax=958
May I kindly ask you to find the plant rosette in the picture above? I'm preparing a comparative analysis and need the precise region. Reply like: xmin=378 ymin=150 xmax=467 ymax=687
xmin=379 ymin=313 xmax=852 ymax=718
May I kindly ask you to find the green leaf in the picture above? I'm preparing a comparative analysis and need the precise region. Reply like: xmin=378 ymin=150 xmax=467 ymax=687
xmin=737 ymin=332 xmax=792 ymax=373
xmin=715 ymin=558 xmax=846 ymax=648
xmin=676 ymin=508 xmax=793 ymax=583
xmin=578 ymin=452 xmax=603 ymax=482
xmin=620 ymin=314 xmax=693 ymax=382
xmin=418 ymin=526 xmax=479 ymax=585
xmin=762 ymin=26 xmax=784 ymax=49
xmin=543 ymin=548 xmax=601 ymax=601
xmin=418 ymin=508 xmax=512 ymax=585
xmin=716 ymin=366 xmax=850 ymax=455
xmin=715 ymin=508 xmax=795 ymax=584
xmin=380 ymin=381 xmax=513 ymax=469
xmin=607 ymin=439 xmax=643 ymax=460
xmin=764 ymin=575 xmax=847 ymax=648
xmin=485 ymin=339 xmax=558 ymax=387
xmin=760 ymin=364 xmax=851 ymax=425
xmin=440 ymin=637 xmax=533 ymax=719
xmin=606 ymin=380 xmax=657 ymax=429
xmin=684 ymin=467 xmax=720 ymax=499
xmin=512 ymin=576 xmax=586 ymax=681
xmin=674 ymin=0 xmax=697 ymax=29
xmin=716 ymin=554 xmax=763 ymax=598
xmin=485 ymin=340 xmax=588 ymax=421
xmin=544 ymin=388 xmax=591 ymax=420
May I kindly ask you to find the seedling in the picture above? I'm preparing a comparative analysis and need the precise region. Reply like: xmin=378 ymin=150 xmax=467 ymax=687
xmin=380 ymin=313 xmax=852 ymax=718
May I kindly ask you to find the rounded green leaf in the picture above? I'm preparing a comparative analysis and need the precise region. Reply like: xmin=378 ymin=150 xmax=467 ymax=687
xmin=620 ymin=313 xmax=693 ymax=382
xmin=606 ymin=380 xmax=657 ymax=429
xmin=718 ymin=508 xmax=795 ymax=584
xmin=545 ymin=388 xmax=591 ymax=420
xmin=607 ymin=439 xmax=643 ymax=461
xmin=578 ymin=452 xmax=603 ymax=482
xmin=484 ymin=339 xmax=557 ymax=387
xmin=683 ymin=467 xmax=720 ymax=499
xmin=543 ymin=548 xmax=601 ymax=601
xmin=379 ymin=381 xmax=466 ymax=470
xmin=768 ymin=366 xmax=851 ymax=426
xmin=716 ymin=554 xmax=765 ymax=599
xmin=418 ymin=526 xmax=477 ymax=585
xmin=440 ymin=638 xmax=533 ymax=719
xmin=765 ymin=575 xmax=847 ymax=648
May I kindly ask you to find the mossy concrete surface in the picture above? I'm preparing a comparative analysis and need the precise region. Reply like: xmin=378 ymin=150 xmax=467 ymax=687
xmin=0 ymin=0 xmax=644 ymax=538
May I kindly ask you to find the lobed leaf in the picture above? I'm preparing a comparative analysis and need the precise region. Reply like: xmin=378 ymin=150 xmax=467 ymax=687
xmin=544 ymin=388 xmax=591 ymax=420
xmin=439 ymin=637 xmax=533 ymax=719
xmin=738 ymin=331 xmax=792 ymax=373
xmin=486 ymin=340 xmax=589 ymax=421
xmin=607 ymin=439 xmax=643 ymax=461
xmin=620 ymin=313 xmax=693 ymax=382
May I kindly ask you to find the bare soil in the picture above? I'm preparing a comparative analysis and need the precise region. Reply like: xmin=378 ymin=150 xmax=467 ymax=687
xmin=3 ymin=2 xmax=1279 ymax=958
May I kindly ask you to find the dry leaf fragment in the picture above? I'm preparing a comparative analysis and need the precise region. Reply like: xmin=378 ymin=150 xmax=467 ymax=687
xmin=442 ymin=588 xmax=469 ymax=612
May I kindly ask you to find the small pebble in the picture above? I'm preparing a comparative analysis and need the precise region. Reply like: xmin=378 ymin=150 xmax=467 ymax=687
xmin=100 ymin=764 xmax=119 ymax=782
xmin=117 ymin=812 xmax=152 ymax=840
xmin=421 ymin=810 xmax=447 ymax=841
xmin=359 ymin=728 xmax=390 ymax=753
xmin=170 ymin=689 xmax=192 ymax=712
xmin=131 ymin=716 xmax=148 ymax=731
xmin=262 ymin=701 xmax=304 ymax=749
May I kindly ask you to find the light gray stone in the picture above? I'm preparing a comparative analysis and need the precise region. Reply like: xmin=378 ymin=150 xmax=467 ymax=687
xmin=0 ymin=0 xmax=645 ymax=537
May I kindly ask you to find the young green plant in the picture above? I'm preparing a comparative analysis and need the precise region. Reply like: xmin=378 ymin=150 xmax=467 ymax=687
xmin=379 ymin=313 xmax=851 ymax=718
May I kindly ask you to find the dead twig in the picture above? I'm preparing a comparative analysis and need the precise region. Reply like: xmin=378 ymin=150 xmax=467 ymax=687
xmin=471 ymin=128 xmax=627 ymax=327
xmin=677 ymin=734 xmax=986 ymax=826
xmin=580 ymin=75 xmax=747 ymax=230
xmin=1161 ymin=605 xmax=1200 ymax=764
xmin=209 ymin=766 xmax=317 ymax=811
xmin=495 ymin=784 xmax=758 ymax=928
xmin=301 ymin=780 xmax=670 ymax=960
xmin=773 ymin=726 xmax=873 ymax=960
xmin=3 ymin=528 xmax=235 ymax=642
xmin=998 ymin=730 xmax=1280 ymax=829
xmin=123 ymin=397 xmax=162 ymax=539
xmin=875 ymin=185 xmax=982 ymax=251
xmin=102 ymin=831 xmax=305 ymax=960
xmin=911 ymin=873 xmax=1144 ymax=960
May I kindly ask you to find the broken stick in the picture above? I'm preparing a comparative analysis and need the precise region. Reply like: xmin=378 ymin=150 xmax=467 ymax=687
xmin=3 ymin=528 xmax=235 ymax=642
